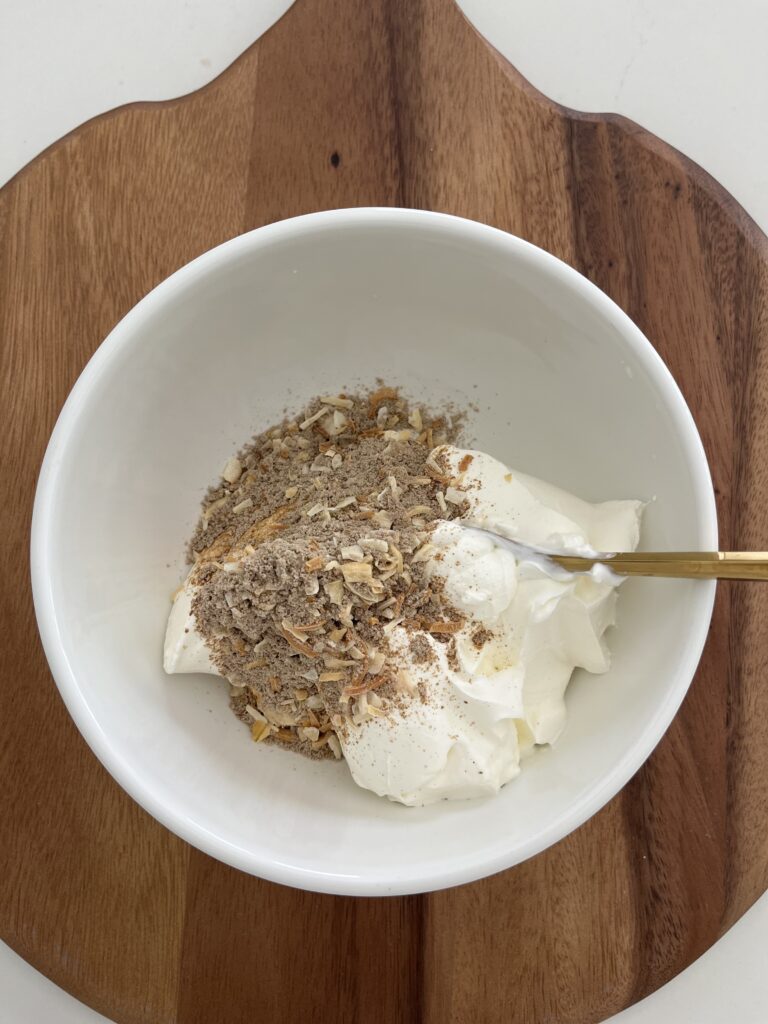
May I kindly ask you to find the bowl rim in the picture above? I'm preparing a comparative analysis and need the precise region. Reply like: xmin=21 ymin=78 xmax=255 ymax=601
xmin=30 ymin=207 xmax=718 ymax=896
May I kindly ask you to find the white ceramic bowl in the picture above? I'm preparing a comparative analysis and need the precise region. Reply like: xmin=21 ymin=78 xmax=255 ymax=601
xmin=31 ymin=209 xmax=716 ymax=896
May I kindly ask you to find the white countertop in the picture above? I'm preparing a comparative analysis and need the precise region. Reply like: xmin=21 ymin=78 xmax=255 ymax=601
xmin=1 ymin=1 xmax=767 ymax=1020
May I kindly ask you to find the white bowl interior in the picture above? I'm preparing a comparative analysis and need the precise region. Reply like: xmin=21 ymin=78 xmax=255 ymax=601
xmin=33 ymin=211 xmax=716 ymax=895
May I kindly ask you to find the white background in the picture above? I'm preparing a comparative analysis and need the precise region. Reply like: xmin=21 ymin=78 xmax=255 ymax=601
xmin=1 ymin=1 xmax=767 ymax=1020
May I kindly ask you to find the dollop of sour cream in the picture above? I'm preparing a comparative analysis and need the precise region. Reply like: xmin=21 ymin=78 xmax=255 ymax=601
xmin=164 ymin=446 xmax=642 ymax=805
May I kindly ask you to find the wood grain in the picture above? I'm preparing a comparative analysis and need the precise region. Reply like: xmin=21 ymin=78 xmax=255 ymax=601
xmin=2 ymin=0 xmax=768 ymax=1021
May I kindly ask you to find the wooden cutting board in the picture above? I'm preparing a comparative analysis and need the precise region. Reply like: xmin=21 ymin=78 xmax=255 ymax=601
xmin=2 ymin=1 xmax=768 ymax=1021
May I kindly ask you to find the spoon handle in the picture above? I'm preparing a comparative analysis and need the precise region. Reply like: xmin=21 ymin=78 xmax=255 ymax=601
xmin=551 ymin=551 xmax=768 ymax=581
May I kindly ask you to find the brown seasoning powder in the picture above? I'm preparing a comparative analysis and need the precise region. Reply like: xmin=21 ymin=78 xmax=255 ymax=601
xmin=187 ymin=386 xmax=472 ymax=759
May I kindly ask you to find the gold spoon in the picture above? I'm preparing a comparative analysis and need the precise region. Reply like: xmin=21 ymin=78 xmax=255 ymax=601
xmin=550 ymin=550 xmax=768 ymax=580
xmin=462 ymin=527 xmax=768 ymax=580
